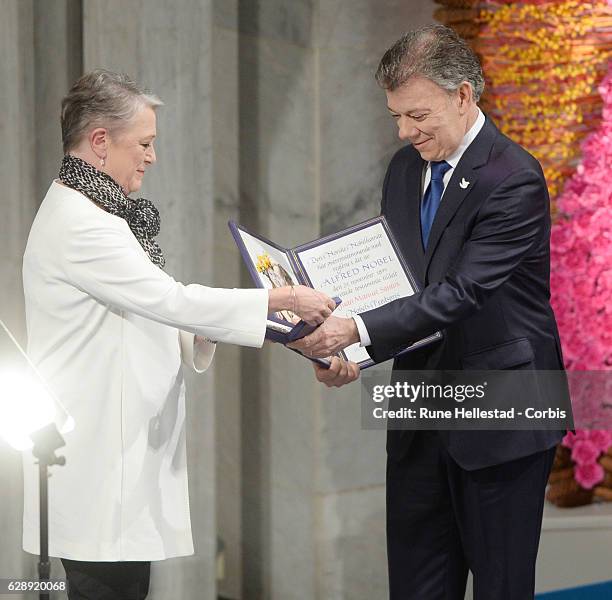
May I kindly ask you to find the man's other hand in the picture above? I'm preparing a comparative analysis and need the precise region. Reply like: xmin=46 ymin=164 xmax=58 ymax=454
xmin=313 ymin=356 xmax=360 ymax=388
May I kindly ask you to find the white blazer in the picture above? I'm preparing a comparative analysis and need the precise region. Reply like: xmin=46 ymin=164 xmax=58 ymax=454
xmin=22 ymin=181 xmax=268 ymax=561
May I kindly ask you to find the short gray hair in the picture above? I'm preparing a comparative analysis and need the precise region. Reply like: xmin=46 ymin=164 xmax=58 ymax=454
xmin=375 ymin=25 xmax=484 ymax=101
xmin=61 ymin=69 xmax=163 ymax=153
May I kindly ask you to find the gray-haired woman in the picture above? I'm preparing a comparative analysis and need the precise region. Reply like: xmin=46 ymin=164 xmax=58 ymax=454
xmin=22 ymin=69 xmax=335 ymax=599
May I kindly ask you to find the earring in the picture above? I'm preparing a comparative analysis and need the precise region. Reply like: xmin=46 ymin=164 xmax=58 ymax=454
xmin=100 ymin=158 xmax=105 ymax=167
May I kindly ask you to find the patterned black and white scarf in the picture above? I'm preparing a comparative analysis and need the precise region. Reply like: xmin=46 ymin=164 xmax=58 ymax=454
xmin=59 ymin=154 xmax=165 ymax=268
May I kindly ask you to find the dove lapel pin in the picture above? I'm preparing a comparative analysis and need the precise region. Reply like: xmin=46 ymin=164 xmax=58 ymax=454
xmin=459 ymin=178 xmax=470 ymax=189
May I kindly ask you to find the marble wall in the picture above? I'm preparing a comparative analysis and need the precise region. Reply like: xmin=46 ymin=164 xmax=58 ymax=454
xmin=314 ymin=2 xmax=436 ymax=597
xmin=0 ymin=1 xmax=436 ymax=599
xmin=0 ymin=3 xmax=37 ymax=595
xmin=213 ymin=1 xmax=436 ymax=598
xmin=0 ymin=2 xmax=82 ymax=598
xmin=82 ymin=1 xmax=218 ymax=597
xmin=211 ymin=3 xmax=244 ymax=597
xmin=235 ymin=2 xmax=320 ymax=597
xmin=4 ymin=4 xmax=598 ymax=600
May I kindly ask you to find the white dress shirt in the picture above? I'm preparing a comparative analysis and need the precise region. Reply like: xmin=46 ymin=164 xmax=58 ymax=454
xmin=353 ymin=108 xmax=485 ymax=348
xmin=22 ymin=181 xmax=268 ymax=561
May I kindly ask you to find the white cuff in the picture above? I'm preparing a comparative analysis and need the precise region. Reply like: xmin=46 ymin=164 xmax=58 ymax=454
xmin=179 ymin=330 xmax=216 ymax=373
xmin=352 ymin=315 xmax=371 ymax=347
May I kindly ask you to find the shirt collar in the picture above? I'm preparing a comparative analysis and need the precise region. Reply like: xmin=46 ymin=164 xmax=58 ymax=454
xmin=442 ymin=107 xmax=485 ymax=169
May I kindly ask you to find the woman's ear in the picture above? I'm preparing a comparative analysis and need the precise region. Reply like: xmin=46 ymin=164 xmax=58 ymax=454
xmin=89 ymin=127 xmax=108 ymax=162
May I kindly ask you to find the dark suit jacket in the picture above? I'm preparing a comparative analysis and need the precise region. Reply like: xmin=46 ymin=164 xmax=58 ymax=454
xmin=360 ymin=116 xmax=568 ymax=470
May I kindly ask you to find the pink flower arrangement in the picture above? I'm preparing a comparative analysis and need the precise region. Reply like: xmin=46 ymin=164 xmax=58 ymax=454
xmin=574 ymin=462 xmax=606 ymax=490
xmin=550 ymin=67 xmax=612 ymax=374
xmin=552 ymin=64 xmax=612 ymax=495
xmin=562 ymin=429 xmax=612 ymax=489
xmin=571 ymin=439 xmax=600 ymax=466
xmin=588 ymin=429 xmax=612 ymax=451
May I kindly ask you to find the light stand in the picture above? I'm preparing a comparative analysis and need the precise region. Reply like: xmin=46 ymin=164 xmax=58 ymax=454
xmin=30 ymin=424 xmax=66 ymax=600
xmin=0 ymin=320 xmax=72 ymax=600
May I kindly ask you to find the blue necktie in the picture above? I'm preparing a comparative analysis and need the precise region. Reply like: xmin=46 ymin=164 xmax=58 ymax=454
xmin=421 ymin=160 xmax=451 ymax=248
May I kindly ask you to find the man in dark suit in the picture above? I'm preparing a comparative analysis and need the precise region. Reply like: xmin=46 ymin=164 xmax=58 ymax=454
xmin=290 ymin=25 xmax=568 ymax=599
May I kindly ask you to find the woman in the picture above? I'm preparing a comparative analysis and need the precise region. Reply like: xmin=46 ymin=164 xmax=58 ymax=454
xmin=21 ymin=70 xmax=336 ymax=599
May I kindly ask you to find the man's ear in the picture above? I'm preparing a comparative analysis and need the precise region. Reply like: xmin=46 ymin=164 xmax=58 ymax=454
xmin=89 ymin=127 xmax=108 ymax=161
xmin=457 ymin=82 xmax=473 ymax=113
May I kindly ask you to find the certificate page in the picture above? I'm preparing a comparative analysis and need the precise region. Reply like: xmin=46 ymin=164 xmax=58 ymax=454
xmin=236 ymin=228 xmax=301 ymax=323
xmin=295 ymin=221 xmax=415 ymax=364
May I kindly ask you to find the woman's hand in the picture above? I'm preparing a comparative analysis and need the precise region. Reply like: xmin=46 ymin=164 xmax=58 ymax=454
xmin=268 ymin=285 xmax=336 ymax=325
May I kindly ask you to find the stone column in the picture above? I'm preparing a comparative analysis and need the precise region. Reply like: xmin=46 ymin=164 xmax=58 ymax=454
xmin=314 ymin=2 xmax=436 ymax=598
xmin=1 ymin=2 xmax=82 ymax=596
xmin=33 ymin=0 xmax=82 ymax=200
xmin=217 ymin=2 xmax=438 ymax=598
xmin=236 ymin=1 xmax=320 ymax=598
xmin=0 ymin=3 xmax=36 ymax=594
xmin=82 ymin=1 xmax=217 ymax=597
xmin=0 ymin=0 xmax=35 ymax=343
xmin=211 ymin=1 xmax=245 ymax=598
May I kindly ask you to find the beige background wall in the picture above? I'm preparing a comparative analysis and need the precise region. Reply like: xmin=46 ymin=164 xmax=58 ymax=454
xmin=3 ymin=3 xmax=610 ymax=599
xmin=0 ymin=1 xmax=436 ymax=598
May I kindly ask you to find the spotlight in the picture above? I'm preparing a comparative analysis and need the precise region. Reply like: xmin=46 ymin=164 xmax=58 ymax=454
xmin=0 ymin=320 xmax=73 ymax=600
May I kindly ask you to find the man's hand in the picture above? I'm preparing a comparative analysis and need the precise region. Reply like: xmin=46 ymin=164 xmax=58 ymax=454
xmin=313 ymin=356 xmax=360 ymax=388
xmin=287 ymin=315 xmax=360 ymax=358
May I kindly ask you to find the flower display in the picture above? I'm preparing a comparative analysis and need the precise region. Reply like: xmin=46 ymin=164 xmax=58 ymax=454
xmin=548 ymin=64 xmax=612 ymax=503
xmin=588 ymin=430 xmax=612 ymax=452
xmin=575 ymin=462 xmax=606 ymax=490
xmin=435 ymin=0 xmax=612 ymax=506
xmin=550 ymin=67 xmax=612 ymax=373
xmin=433 ymin=0 xmax=481 ymax=40
xmin=434 ymin=0 xmax=612 ymax=202
xmin=546 ymin=429 xmax=612 ymax=504
xmin=475 ymin=0 xmax=612 ymax=202
xmin=571 ymin=439 xmax=601 ymax=466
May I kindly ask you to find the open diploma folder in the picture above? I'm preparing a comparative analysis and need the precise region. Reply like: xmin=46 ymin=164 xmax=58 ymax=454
xmin=229 ymin=216 xmax=442 ymax=369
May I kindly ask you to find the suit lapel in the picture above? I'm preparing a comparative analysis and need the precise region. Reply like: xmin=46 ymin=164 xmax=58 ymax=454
xmin=387 ymin=150 xmax=426 ymax=280
xmin=423 ymin=117 xmax=500 ymax=273
xmin=423 ymin=166 xmax=478 ymax=268
xmin=408 ymin=160 xmax=427 ymax=275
